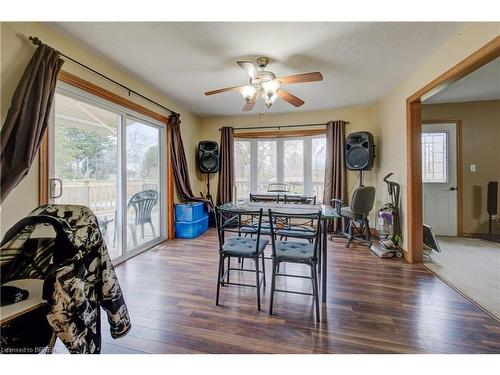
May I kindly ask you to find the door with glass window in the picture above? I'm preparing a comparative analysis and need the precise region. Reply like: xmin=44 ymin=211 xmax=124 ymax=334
xmin=49 ymin=87 xmax=165 ymax=262
xmin=422 ymin=123 xmax=458 ymax=236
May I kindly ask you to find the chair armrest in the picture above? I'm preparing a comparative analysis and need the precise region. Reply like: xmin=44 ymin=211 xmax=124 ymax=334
xmin=331 ymin=199 xmax=344 ymax=215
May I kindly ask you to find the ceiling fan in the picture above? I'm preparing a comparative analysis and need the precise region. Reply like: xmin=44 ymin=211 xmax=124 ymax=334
xmin=204 ymin=57 xmax=323 ymax=111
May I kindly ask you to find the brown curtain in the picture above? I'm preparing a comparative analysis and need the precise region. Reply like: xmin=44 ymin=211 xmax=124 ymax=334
xmin=216 ymin=127 xmax=234 ymax=205
xmin=323 ymin=120 xmax=348 ymax=232
xmin=168 ymin=114 xmax=208 ymax=207
xmin=1 ymin=45 xmax=64 ymax=203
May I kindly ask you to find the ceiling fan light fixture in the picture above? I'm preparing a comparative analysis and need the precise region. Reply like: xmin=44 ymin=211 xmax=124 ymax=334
xmin=264 ymin=92 xmax=278 ymax=108
xmin=261 ymin=79 xmax=280 ymax=99
xmin=240 ymin=85 xmax=257 ymax=101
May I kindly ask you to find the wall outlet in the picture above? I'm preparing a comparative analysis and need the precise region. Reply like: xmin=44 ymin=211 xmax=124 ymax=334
xmin=470 ymin=164 xmax=476 ymax=172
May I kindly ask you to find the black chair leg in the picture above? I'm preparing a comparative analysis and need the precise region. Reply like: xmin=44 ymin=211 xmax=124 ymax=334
xmin=311 ymin=264 xmax=320 ymax=322
xmin=226 ymin=257 xmax=231 ymax=283
xmin=365 ymin=219 xmax=371 ymax=241
xmin=269 ymin=261 xmax=277 ymax=315
xmin=216 ymin=256 xmax=224 ymax=305
xmin=346 ymin=220 xmax=353 ymax=248
xmin=254 ymin=257 xmax=261 ymax=311
xmin=261 ymin=252 xmax=266 ymax=287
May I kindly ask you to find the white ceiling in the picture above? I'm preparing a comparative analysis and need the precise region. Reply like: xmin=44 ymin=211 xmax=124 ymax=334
xmin=53 ymin=22 xmax=465 ymax=117
xmin=425 ymin=57 xmax=500 ymax=104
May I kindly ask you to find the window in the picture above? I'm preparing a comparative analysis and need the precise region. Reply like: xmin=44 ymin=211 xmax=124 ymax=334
xmin=284 ymin=139 xmax=304 ymax=194
xmin=257 ymin=140 xmax=277 ymax=193
xmin=234 ymin=140 xmax=251 ymax=199
xmin=422 ymin=132 xmax=448 ymax=183
xmin=51 ymin=84 xmax=166 ymax=263
xmin=234 ymin=135 xmax=326 ymax=201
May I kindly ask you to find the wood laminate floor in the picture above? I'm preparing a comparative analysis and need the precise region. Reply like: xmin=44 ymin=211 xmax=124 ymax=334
xmin=57 ymin=229 xmax=500 ymax=354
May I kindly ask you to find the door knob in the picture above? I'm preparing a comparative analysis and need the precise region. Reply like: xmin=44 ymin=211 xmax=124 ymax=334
xmin=449 ymin=186 xmax=458 ymax=191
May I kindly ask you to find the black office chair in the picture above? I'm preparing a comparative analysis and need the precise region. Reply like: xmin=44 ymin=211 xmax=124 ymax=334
xmin=268 ymin=209 xmax=322 ymax=322
xmin=332 ymin=186 xmax=376 ymax=248
xmin=215 ymin=207 xmax=268 ymax=311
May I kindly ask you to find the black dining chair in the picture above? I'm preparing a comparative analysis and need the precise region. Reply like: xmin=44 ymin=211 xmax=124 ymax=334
xmin=268 ymin=209 xmax=322 ymax=322
xmin=283 ymin=195 xmax=317 ymax=205
xmin=279 ymin=195 xmax=317 ymax=242
xmin=215 ymin=207 xmax=268 ymax=311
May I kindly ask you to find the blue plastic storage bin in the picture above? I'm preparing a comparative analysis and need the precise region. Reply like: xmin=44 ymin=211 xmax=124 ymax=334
xmin=174 ymin=202 xmax=206 ymax=222
xmin=175 ymin=216 xmax=209 ymax=239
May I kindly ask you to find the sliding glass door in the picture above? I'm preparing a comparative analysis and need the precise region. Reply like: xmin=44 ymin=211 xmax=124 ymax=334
xmin=125 ymin=118 xmax=162 ymax=252
xmin=49 ymin=84 xmax=166 ymax=263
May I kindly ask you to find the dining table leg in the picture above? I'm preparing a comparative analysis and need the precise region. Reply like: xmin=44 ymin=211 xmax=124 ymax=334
xmin=321 ymin=219 xmax=327 ymax=303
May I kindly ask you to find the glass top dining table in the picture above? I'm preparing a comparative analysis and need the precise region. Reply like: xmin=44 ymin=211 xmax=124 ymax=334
xmin=217 ymin=201 xmax=341 ymax=303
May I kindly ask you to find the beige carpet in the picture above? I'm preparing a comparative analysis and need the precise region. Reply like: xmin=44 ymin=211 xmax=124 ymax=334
xmin=424 ymin=236 xmax=500 ymax=321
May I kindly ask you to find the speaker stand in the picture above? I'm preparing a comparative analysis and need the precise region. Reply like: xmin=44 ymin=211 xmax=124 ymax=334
xmin=359 ymin=170 xmax=364 ymax=187
xmin=205 ymin=173 xmax=214 ymax=206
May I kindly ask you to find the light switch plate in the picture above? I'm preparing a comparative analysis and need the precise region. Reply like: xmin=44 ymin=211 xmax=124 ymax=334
xmin=470 ymin=164 xmax=476 ymax=172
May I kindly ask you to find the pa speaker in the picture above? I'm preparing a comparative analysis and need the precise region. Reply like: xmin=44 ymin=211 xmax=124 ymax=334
xmin=345 ymin=131 xmax=375 ymax=170
xmin=198 ymin=141 xmax=219 ymax=173
xmin=487 ymin=181 xmax=498 ymax=216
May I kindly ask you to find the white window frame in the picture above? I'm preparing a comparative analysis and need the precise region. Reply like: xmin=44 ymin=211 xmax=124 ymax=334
xmin=235 ymin=134 xmax=326 ymax=198
xmin=421 ymin=130 xmax=449 ymax=184
xmin=49 ymin=82 xmax=167 ymax=265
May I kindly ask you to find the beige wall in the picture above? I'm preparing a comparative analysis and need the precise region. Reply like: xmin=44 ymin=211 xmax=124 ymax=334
xmin=200 ymin=106 xmax=378 ymax=219
xmin=374 ymin=22 xmax=500 ymax=252
xmin=0 ymin=22 xmax=203 ymax=236
xmin=422 ymin=100 xmax=500 ymax=235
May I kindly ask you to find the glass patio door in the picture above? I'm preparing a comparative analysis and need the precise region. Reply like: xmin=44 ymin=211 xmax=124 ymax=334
xmin=125 ymin=117 xmax=162 ymax=252
xmin=49 ymin=86 xmax=165 ymax=263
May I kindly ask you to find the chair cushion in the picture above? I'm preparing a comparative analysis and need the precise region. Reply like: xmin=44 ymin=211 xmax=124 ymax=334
xmin=222 ymin=236 xmax=269 ymax=257
xmin=239 ymin=223 xmax=272 ymax=235
xmin=276 ymin=226 xmax=315 ymax=239
xmin=340 ymin=206 xmax=364 ymax=220
xmin=275 ymin=241 xmax=315 ymax=261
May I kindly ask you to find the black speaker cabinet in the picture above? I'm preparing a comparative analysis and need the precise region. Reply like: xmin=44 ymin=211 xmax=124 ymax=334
xmin=487 ymin=181 xmax=498 ymax=215
xmin=198 ymin=141 xmax=219 ymax=173
xmin=345 ymin=131 xmax=375 ymax=170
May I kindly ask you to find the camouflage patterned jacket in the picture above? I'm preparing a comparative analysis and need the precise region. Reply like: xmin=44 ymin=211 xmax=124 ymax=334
xmin=1 ymin=204 xmax=131 ymax=353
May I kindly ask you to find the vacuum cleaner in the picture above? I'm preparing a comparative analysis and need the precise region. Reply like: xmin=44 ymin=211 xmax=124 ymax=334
xmin=370 ymin=173 xmax=405 ymax=258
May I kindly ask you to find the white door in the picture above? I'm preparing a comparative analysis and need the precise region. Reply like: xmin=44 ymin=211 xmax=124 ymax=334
xmin=422 ymin=123 xmax=458 ymax=236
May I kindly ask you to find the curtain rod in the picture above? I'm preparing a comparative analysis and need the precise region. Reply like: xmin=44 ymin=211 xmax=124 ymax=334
xmin=28 ymin=36 xmax=179 ymax=117
xmin=218 ymin=121 xmax=349 ymax=131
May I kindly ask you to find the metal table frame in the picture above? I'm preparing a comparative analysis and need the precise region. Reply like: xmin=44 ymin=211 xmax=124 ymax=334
xmin=217 ymin=202 xmax=340 ymax=303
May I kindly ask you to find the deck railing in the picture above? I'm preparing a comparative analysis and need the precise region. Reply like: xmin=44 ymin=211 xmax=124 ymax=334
xmin=56 ymin=180 xmax=159 ymax=215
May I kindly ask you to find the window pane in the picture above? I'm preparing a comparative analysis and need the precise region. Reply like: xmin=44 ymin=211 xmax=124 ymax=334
xmin=422 ymin=132 xmax=448 ymax=183
xmin=126 ymin=118 xmax=161 ymax=250
xmin=234 ymin=140 xmax=251 ymax=199
xmin=284 ymin=139 xmax=304 ymax=194
xmin=257 ymin=140 xmax=277 ymax=192
xmin=54 ymin=93 xmax=120 ymax=259
xmin=312 ymin=137 xmax=326 ymax=201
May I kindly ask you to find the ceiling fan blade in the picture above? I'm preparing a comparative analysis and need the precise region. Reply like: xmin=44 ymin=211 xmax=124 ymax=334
xmin=204 ymin=85 xmax=245 ymax=96
xmin=237 ymin=61 xmax=259 ymax=79
xmin=277 ymin=72 xmax=323 ymax=85
xmin=277 ymin=89 xmax=305 ymax=107
xmin=242 ymin=100 xmax=257 ymax=112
